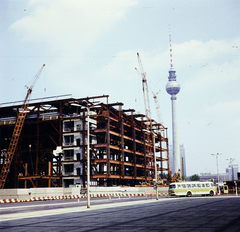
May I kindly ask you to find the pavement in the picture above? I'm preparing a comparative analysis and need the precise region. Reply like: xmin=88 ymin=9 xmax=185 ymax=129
xmin=1 ymin=195 xmax=240 ymax=231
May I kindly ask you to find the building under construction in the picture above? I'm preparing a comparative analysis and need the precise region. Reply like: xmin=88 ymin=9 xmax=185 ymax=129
xmin=0 ymin=94 xmax=170 ymax=188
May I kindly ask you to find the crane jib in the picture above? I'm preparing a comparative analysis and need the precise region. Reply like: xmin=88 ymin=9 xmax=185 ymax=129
xmin=0 ymin=64 xmax=45 ymax=189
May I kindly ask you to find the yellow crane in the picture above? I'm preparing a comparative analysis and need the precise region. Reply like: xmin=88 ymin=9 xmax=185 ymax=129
xmin=171 ymin=169 xmax=182 ymax=182
xmin=0 ymin=64 xmax=45 ymax=189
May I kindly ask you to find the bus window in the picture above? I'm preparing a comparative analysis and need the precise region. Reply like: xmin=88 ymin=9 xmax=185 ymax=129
xmin=177 ymin=185 xmax=181 ymax=188
xmin=182 ymin=184 xmax=186 ymax=188
xmin=197 ymin=184 xmax=201 ymax=188
xmin=206 ymin=183 xmax=210 ymax=187
xmin=202 ymin=184 xmax=205 ymax=187
xmin=169 ymin=184 xmax=176 ymax=189
xmin=191 ymin=184 xmax=196 ymax=188
xmin=187 ymin=184 xmax=191 ymax=188
xmin=211 ymin=183 xmax=214 ymax=187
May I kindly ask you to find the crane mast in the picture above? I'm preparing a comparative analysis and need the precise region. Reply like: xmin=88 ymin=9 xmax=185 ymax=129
xmin=151 ymin=90 xmax=164 ymax=131
xmin=151 ymin=90 xmax=161 ymax=122
xmin=0 ymin=64 xmax=45 ymax=189
xmin=136 ymin=53 xmax=156 ymax=182
xmin=136 ymin=53 xmax=152 ymax=132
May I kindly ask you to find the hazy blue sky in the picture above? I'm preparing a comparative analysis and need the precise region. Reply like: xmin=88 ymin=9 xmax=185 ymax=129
xmin=1 ymin=0 xmax=239 ymax=176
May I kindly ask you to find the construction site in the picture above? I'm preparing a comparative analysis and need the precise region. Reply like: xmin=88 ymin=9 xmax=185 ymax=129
xmin=0 ymin=60 xmax=171 ymax=190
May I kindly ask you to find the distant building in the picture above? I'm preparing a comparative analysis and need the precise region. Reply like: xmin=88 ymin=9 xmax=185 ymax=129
xmin=169 ymin=144 xmax=186 ymax=177
xmin=199 ymin=172 xmax=228 ymax=183
xmin=199 ymin=163 xmax=239 ymax=183
xmin=226 ymin=164 xmax=239 ymax=181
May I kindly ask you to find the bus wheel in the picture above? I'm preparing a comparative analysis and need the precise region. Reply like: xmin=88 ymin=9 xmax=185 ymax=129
xmin=209 ymin=190 xmax=214 ymax=196
xmin=187 ymin=191 xmax=192 ymax=197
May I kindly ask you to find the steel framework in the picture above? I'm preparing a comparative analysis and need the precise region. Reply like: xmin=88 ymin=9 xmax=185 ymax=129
xmin=0 ymin=95 xmax=170 ymax=188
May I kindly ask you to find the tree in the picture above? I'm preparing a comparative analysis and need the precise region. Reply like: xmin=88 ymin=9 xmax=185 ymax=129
xmin=190 ymin=174 xmax=200 ymax=181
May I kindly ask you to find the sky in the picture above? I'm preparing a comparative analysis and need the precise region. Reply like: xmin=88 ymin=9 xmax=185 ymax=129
xmin=0 ymin=0 xmax=239 ymax=176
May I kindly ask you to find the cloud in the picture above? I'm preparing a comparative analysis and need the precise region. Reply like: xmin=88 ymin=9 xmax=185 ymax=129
xmin=98 ymin=50 xmax=138 ymax=79
xmin=174 ymin=38 xmax=240 ymax=66
xmin=174 ymin=38 xmax=240 ymax=93
xmin=9 ymin=0 xmax=139 ymax=104
xmin=83 ymin=37 xmax=240 ymax=125
xmin=10 ymin=0 xmax=138 ymax=55
xmin=98 ymin=37 xmax=240 ymax=93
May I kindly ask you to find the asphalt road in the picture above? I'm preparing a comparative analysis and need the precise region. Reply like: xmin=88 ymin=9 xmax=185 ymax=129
xmin=0 ymin=196 xmax=147 ymax=215
xmin=1 ymin=195 xmax=240 ymax=231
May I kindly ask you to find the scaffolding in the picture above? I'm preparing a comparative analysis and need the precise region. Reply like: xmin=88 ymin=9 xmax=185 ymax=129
xmin=0 ymin=95 xmax=170 ymax=188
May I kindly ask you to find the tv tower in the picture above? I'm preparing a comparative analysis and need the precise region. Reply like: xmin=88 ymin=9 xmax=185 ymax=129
xmin=165 ymin=25 xmax=181 ymax=175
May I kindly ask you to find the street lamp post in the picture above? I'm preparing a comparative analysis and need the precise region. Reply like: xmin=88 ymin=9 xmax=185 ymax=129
xmin=142 ymin=129 xmax=158 ymax=200
xmin=86 ymin=106 xmax=90 ymax=208
xmin=83 ymin=102 xmax=101 ymax=208
xmin=82 ymin=103 xmax=91 ymax=208
xmin=211 ymin=153 xmax=222 ymax=183
xmin=71 ymin=101 xmax=101 ymax=208
xmin=211 ymin=153 xmax=222 ymax=195
xmin=153 ymin=135 xmax=158 ymax=200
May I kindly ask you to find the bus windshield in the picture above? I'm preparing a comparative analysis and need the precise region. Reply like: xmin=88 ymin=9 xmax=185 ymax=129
xmin=169 ymin=184 xmax=176 ymax=189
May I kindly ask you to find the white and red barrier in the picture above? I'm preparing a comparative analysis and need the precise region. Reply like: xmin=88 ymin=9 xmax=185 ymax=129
xmin=0 ymin=192 xmax=168 ymax=204
xmin=0 ymin=198 xmax=19 ymax=203
xmin=145 ymin=191 xmax=168 ymax=197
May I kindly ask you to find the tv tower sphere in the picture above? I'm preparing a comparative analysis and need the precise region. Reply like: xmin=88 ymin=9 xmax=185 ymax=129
xmin=166 ymin=70 xmax=180 ymax=94
xmin=166 ymin=81 xmax=180 ymax=96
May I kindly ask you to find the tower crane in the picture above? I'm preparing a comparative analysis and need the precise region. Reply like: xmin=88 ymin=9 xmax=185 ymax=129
xmin=136 ymin=53 xmax=152 ymax=132
xmin=136 ymin=53 xmax=157 ymax=185
xmin=0 ymin=64 xmax=45 ymax=189
xmin=151 ymin=89 xmax=164 ymax=131
xmin=151 ymin=90 xmax=161 ymax=123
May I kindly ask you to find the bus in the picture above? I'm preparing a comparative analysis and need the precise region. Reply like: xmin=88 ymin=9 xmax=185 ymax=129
xmin=168 ymin=181 xmax=217 ymax=197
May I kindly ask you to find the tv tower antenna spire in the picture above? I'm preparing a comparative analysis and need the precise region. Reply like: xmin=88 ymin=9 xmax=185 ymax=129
xmin=169 ymin=24 xmax=174 ymax=71
xmin=165 ymin=25 xmax=181 ymax=176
